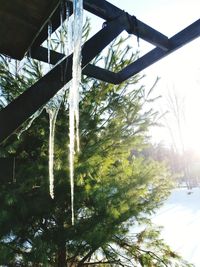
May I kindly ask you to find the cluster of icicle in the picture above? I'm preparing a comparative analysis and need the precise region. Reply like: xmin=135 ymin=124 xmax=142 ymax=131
xmin=18 ymin=0 xmax=83 ymax=225
xmin=46 ymin=0 xmax=83 ymax=225
xmin=68 ymin=0 xmax=83 ymax=225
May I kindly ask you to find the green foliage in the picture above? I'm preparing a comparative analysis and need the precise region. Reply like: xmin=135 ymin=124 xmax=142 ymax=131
xmin=0 ymin=28 xmax=192 ymax=267
xmin=101 ymin=224 xmax=193 ymax=267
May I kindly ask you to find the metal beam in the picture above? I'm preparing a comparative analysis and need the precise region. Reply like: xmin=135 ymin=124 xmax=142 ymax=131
xmin=31 ymin=46 xmax=64 ymax=65
xmin=31 ymin=19 xmax=200 ymax=85
xmin=0 ymin=14 xmax=129 ymax=144
xmin=31 ymin=0 xmax=170 ymax=51
xmin=118 ymin=18 xmax=200 ymax=82
xmin=30 ymin=1 xmax=73 ymax=50
xmin=31 ymin=46 xmax=118 ymax=84
xmin=68 ymin=0 xmax=170 ymax=50
xmin=1 ymin=3 xmax=199 ymax=144
xmin=85 ymin=19 xmax=200 ymax=84
xmin=30 ymin=46 xmax=119 ymax=84
xmin=82 ymin=19 xmax=200 ymax=84
xmin=80 ymin=19 xmax=200 ymax=84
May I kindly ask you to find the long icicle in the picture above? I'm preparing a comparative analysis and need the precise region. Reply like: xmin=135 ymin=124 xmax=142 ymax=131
xmin=47 ymin=20 xmax=52 ymax=66
xmin=17 ymin=108 xmax=44 ymax=139
xmin=46 ymin=87 xmax=65 ymax=199
xmin=46 ymin=17 xmax=64 ymax=200
xmin=60 ymin=0 xmax=65 ymax=55
xmin=69 ymin=0 xmax=83 ymax=225
xmin=47 ymin=108 xmax=59 ymax=199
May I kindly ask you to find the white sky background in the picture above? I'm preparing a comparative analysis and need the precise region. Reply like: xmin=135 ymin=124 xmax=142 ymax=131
xmin=86 ymin=0 xmax=200 ymax=153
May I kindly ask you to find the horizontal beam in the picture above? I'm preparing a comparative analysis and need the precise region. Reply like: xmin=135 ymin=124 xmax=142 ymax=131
xmin=83 ymin=19 xmax=200 ymax=84
xmin=130 ymin=17 xmax=170 ymax=51
xmin=31 ymin=0 xmax=170 ymax=52
xmin=30 ymin=1 xmax=73 ymax=50
xmin=118 ymin=18 xmax=200 ymax=82
xmin=31 ymin=46 xmax=119 ymax=84
xmin=31 ymin=46 xmax=118 ymax=83
xmin=86 ymin=19 xmax=200 ymax=84
xmin=0 ymin=14 xmax=129 ymax=143
xmin=67 ymin=0 xmax=170 ymax=50
xmin=31 ymin=19 xmax=200 ymax=85
xmin=83 ymin=64 xmax=118 ymax=83
xmin=1 ymin=12 xmax=199 ymax=144
xmin=31 ymin=46 xmax=64 ymax=65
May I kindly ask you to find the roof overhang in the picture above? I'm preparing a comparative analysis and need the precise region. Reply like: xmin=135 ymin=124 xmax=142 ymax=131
xmin=0 ymin=0 xmax=60 ymax=59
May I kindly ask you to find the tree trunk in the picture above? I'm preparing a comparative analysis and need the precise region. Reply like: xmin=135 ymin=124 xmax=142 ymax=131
xmin=57 ymin=246 xmax=67 ymax=267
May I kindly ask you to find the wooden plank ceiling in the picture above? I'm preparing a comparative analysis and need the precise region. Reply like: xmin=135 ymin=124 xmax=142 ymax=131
xmin=0 ymin=0 xmax=59 ymax=59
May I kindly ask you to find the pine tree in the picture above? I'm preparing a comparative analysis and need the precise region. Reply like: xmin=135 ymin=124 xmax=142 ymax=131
xmin=0 ymin=30 xmax=193 ymax=266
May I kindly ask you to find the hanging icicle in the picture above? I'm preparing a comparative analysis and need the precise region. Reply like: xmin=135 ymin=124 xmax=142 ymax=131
xmin=17 ymin=108 xmax=44 ymax=139
xmin=45 ymin=1 xmax=70 ymax=202
xmin=47 ymin=20 xmax=52 ymax=67
xmin=46 ymin=107 xmax=59 ymax=199
xmin=41 ymin=0 xmax=83 ymax=223
xmin=66 ymin=2 xmax=73 ymax=54
xmin=60 ymin=0 xmax=65 ymax=55
xmin=68 ymin=0 xmax=83 ymax=225
xmin=46 ymin=88 xmax=66 ymax=199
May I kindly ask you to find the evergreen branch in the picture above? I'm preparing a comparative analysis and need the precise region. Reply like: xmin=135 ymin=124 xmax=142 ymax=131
xmin=83 ymin=260 xmax=121 ymax=265
xmin=0 ymin=241 xmax=29 ymax=256
xmin=114 ymin=236 xmax=168 ymax=267
xmin=107 ymin=244 xmax=133 ymax=267
xmin=103 ymin=251 xmax=128 ymax=267
xmin=77 ymin=248 xmax=97 ymax=267
xmin=135 ymin=247 xmax=168 ymax=267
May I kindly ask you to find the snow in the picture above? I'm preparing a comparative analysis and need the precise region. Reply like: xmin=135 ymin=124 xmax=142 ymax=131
xmin=153 ymin=188 xmax=200 ymax=266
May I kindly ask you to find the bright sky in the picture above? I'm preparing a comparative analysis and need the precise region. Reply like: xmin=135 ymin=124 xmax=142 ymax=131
xmin=128 ymin=0 xmax=200 ymax=153
xmin=112 ymin=0 xmax=200 ymax=153
xmin=88 ymin=0 xmax=200 ymax=153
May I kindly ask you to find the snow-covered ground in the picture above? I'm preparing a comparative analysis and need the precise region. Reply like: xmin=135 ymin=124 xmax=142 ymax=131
xmin=153 ymin=188 xmax=200 ymax=266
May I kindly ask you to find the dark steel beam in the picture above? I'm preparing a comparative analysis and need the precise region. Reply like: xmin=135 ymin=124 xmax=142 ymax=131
xmin=128 ymin=17 xmax=170 ymax=51
xmin=83 ymin=19 xmax=200 ymax=84
xmin=85 ymin=19 xmax=200 ymax=84
xmin=0 ymin=14 xmax=129 ymax=144
xmin=83 ymin=64 xmax=118 ymax=84
xmin=78 ymin=19 xmax=200 ymax=84
xmin=118 ymin=18 xmax=200 ymax=82
xmin=31 ymin=19 xmax=200 ymax=85
xmin=31 ymin=0 xmax=170 ymax=52
xmin=31 ymin=46 xmax=119 ymax=83
xmin=31 ymin=46 xmax=64 ymax=65
xmin=66 ymin=0 xmax=170 ymax=50
xmin=30 ymin=1 xmax=73 ymax=51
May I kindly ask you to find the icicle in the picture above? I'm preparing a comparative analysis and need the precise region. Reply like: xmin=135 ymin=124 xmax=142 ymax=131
xmin=47 ymin=20 xmax=52 ymax=68
xmin=60 ymin=1 xmax=73 ymax=56
xmin=69 ymin=96 xmax=75 ymax=224
xmin=46 ymin=88 xmax=66 ymax=199
xmin=46 ymin=18 xmax=61 ymax=199
xmin=17 ymin=108 xmax=44 ymax=139
xmin=68 ymin=0 xmax=83 ymax=225
xmin=15 ymin=60 xmax=18 ymax=78
xmin=66 ymin=3 xmax=73 ymax=54
xmin=60 ymin=1 xmax=65 ymax=55
xmin=60 ymin=1 xmax=72 ymax=82
xmin=46 ymin=107 xmax=59 ymax=199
